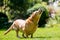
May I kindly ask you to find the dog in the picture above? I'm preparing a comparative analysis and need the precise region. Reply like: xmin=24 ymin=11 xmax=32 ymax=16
xmin=4 ymin=9 xmax=42 ymax=38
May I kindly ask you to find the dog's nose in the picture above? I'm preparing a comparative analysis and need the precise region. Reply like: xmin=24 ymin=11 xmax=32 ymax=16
xmin=38 ymin=9 xmax=43 ymax=13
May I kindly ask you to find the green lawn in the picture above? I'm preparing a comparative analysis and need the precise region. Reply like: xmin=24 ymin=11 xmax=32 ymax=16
xmin=0 ymin=27 xmax=60 ymax=40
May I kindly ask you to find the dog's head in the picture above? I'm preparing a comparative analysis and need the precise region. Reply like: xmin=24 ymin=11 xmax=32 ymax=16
xmin=32 ymin=9 xmax=43 ymax=17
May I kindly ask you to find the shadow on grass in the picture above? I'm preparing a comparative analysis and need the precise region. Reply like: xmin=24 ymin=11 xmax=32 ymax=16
xmin=32 ymin=36 xmax=52 ymax=38
xmin=17 ymin=36 xmax=52 ymax=39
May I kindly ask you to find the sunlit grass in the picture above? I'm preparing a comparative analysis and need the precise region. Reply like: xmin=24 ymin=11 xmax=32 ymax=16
xmin=0 ymin=27 xmax=60 ymax=40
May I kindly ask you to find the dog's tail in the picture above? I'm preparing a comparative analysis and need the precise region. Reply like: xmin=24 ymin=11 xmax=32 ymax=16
xmin=4 ymin=24 xmax=14 ymax=35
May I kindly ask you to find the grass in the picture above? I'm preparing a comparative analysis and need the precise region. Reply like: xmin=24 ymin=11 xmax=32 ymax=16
xmin=0 ymin=27 xmax=60 ymax=40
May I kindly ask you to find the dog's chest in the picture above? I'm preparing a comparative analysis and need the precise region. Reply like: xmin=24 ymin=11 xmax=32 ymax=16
xmin=24 ymin=21 xmax=38 ymax=34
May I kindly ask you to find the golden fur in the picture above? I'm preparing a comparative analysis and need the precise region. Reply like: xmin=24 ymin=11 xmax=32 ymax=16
xmin=4 ymin=9 xmax=42 ymax=38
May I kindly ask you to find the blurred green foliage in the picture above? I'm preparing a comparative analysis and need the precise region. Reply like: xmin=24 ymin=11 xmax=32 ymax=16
xmin=45 ymin=10 xmax=60 ymax=28
xmin=0 ymin=0 xmax=60 ymax=29
xmin=0 ymin=0 xmax=44 ymax=29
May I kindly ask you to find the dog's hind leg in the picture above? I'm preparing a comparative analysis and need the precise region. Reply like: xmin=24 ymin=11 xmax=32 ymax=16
xmin=15 ymin=30 xmax=20 ymax=38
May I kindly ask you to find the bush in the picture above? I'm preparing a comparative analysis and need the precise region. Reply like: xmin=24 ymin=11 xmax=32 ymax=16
xmin=0 ymin=13 xmax=9 ymax=29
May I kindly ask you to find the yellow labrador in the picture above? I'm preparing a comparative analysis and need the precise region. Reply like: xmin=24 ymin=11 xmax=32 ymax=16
xmin=4 ymin=9 xmax=42 ymax=38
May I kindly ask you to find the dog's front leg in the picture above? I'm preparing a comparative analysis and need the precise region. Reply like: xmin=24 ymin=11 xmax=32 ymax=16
xmin=31 ymin=34 xmax=33 ymax=38
xmin=22 ymin=33 xmax=28 ymax=38
xmin=26 ymin=34 xmax=28 ymax=38
xmin=22 ymin=33 xmax=26 ymax=38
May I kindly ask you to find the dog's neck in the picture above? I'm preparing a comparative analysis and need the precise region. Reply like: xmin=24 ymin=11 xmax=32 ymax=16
xmin=26 ymin=11 xmax=42 ymax=24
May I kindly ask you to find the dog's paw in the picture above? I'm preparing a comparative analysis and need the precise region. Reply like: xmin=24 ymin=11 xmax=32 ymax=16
xmin=17 ymin=36 xmax=20 ymax=38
